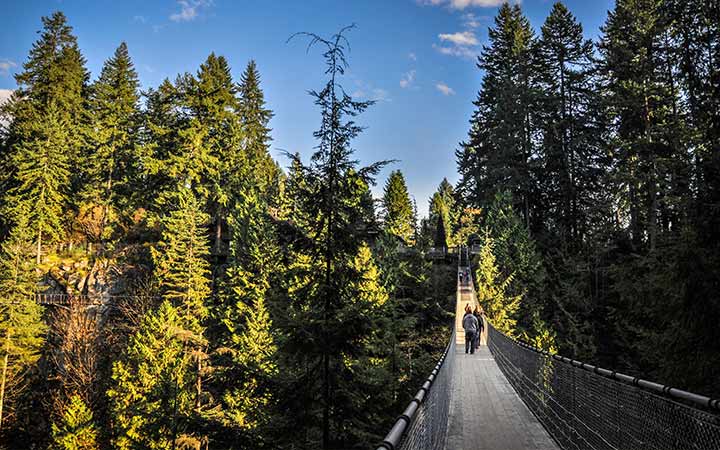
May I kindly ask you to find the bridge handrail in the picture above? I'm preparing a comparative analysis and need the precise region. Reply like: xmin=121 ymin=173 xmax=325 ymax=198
xmin=375 ymin=329 xmax=454 ymax=450
xmin=491 ymin=325 xmax=720 ymax=412
xmin=488 ymin=322 xmax=720 ymax=450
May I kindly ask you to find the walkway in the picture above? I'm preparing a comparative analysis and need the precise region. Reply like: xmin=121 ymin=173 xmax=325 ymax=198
xmin=446 ymin=270 xmax=559 ymax=450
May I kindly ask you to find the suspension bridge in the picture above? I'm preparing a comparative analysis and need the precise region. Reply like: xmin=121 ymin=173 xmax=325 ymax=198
xmin=377 ymin=252 xmax=720 ymax=450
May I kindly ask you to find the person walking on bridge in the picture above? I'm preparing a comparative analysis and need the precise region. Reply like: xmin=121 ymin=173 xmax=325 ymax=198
xmin=472 ymin=306 xmax=484 ymax=349
xmin=463 ymin=305 xmax=479 ymax=354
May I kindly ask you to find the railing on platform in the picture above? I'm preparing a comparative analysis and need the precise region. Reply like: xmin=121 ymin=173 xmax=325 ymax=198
xmin=376 ymin=329 xmax=456 ymax=450
xmin=488 ymin=323 xmax=720 ymax=450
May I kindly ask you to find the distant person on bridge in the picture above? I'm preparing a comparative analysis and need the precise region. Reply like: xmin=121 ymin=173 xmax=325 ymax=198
xmin=462 ymin=305 xmax=479 ymax=354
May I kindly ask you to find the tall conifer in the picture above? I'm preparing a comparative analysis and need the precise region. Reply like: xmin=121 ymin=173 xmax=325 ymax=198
xmin=381 ymin=170 xmax=415 ymax=244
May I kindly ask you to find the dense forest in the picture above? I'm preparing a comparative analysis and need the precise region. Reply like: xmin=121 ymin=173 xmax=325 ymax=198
xmin=454 ymin=0 xmax=720 ymax=401
xmin=1 ymin=0 xmax=719 ymax=448
xmin=0 ymin=15 xmax=455 ymax=450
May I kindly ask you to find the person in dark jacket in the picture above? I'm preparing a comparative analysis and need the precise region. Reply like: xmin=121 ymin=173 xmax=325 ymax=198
xmin=473 ymin=306 xmax=484 ymax=349
xmin=462 ymin=308 xmax=479 ymax=354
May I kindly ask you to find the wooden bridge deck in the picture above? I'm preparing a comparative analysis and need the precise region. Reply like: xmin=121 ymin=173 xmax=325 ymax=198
xmin=446 ymin=271 xmax=559 ymax=450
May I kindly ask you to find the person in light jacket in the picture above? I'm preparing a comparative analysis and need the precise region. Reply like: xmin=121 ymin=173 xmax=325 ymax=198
xmin=462 ymin=308 xmax=479 ymax=354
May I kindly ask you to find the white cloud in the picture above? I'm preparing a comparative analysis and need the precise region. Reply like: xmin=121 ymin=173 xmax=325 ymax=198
xmin=400 ymin=70 xmax=416 ymax=89
xmin=350 ymin=75 xmax=391 ymax=102
xmin=439 ymin=30 xmax=478 ymax=46
xmin=432 ymin=43 xmax=477 ymax=59
xmin=435 ymin=82 xmax=455 ymax=96
xmin=170 ymin=0 xmax=212 ymax=22
xmin=419 ymin=0 xmax=514 ymax=10
xmin=462 ymin=13 xmax=487 ymax=28
xmin=132 ymin=15 xmax=147 ymax=24
xmin=0 ymin=59 xmax=17 ymax=76
xmin=409 ymin=52 xmax=417 ymax=61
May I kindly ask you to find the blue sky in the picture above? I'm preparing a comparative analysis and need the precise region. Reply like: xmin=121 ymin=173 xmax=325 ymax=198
xmin=0 ymin=0 xmax=614 ymax=218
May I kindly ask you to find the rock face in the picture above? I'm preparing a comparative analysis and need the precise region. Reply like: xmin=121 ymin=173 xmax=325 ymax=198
xmin=40 ymin=247 xmax=141 ymax=303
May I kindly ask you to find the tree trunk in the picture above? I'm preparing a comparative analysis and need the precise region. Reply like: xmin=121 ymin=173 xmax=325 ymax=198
xmin=36 ymin=229 xmax=42 ymax=266
xmin=0 ymin=334 xmax=10 ymax=431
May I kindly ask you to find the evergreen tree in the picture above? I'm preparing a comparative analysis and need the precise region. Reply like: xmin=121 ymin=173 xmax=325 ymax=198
xmin=4 ymin=11 xmax=88 ymax=210
xmin=455 ymin=3 xmax=538 ymax=228
xmin=237 ymin=60 xmax=281 ymax=203
xmin=0 ymin=220 xmax=45 ymax=432
xmin=150 ymin=188 xmax=211 ymax=435
xmin=535 ymin=2 xmax=605 ymax=245
xmin=428 ymin=179 xmax=456 ymax=247
xmin=84 ymin=42 xmax=140 ymax=241
xmin=108 ymin=301 xmax=199 ymax=450
xmin=598 ymin=0 xmax=687 ymax=250
xmin=152 ymin=189 xmax=211 ymax=328
xmin=4 ymin=102 xmax=70 ymax=263
xmin=381 ymin=170 xmax=415 ymax=244
xmin=214 ymin=190 xmax=279 ymax=447
xmin=483 ymin=191 xmax=545 ymax=334
xmin=50 ymin=394 xmax=99 ymax=450
xmin=475 ymin=232 xmax=520 ymax=336
xmin=282 ymin=26 xmax=388 ymax=449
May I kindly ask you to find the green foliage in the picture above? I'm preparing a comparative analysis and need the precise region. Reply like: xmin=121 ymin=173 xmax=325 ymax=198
xmin=83 ymin=42 xmax=140 ymax=240
xmin=475 ymin=232 xmax=520 ymax=336
xmin=5 ymin=102 xmax=71 ymax=261
xmin=214 ymin=191 xmax=279 ymax=446
xmin=0 ymin=221 xmax=45 ymax=431
xmin=108 ymin=301 xmax=198 ymax=450
xmin=381 ymin=170 xmax=415 ymax=245
xmin=455 ymin=3 xmax=537 ymax=226
xmin=151 ymin=189 xmax=211 ymax=331
xmin=238 ymin=60 xmax=281 ymax=204
xmin=483 ymin=191 xmax=545 ymax=333
xmin=51 ymin=394 xmax=98 ymax=450
xmin=428 ymin=178 xmax=456 ymax=247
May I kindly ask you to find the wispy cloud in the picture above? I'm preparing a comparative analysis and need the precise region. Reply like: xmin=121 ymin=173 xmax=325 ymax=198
xmin=132 ymin=15 xmax=147 ymax=24
xmin=350 ymin=75 xmax=391 ymax=102
xmin=0 ymin=59 xmax=17 ymax=76
xmin=439 ymin=30 xmax=478 ymax=46
xmin=408 ymin=52 xmax=417 ymax=61
xmin=419 ymin=0 xmax=514 ymax=10
xmin=435 ymin=82 xmax=455 ymax=96
xmin=170 ymin=0 xmax=213 ymax=22
xmin=462 ymin=13 xmax=488 ymax=28
xmin=400 ymin=70 xmax=416 ymax=89
xmin=432 ymin=43 xmax=478 ymax=59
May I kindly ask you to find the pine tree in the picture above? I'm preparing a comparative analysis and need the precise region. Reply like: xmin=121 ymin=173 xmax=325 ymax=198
xmin=150 ymin=188 xmax=211 ymax=436
xmin=50 ymin=394 xmax=98 ymax=450
xmin=598 ymin=0 xmax=686 ymax=250
xmin=535 ymin=2 xmax=605 ymax=245
xmin=428 ymin=179 xmax=456 ymax=247
xmin=381 ymin=170 xmax=415 ymax=244
xmin=84 ymin=42 xmax=140 ymax=241
xmin=0 ymin=220 xmax=45 ymax=432
xmin=5 ymin=12 xmax=88 ymax=207
xmin=238 ymin=60 xmax=281 ymax=203
xmin=475 ymin=232 xmax=520 ymax=336
xmin=214 ymin=190 xmax=279 ymax=447
xmin=282 ymin=26 xmax=388 ymax=449
xmin=152 ymin=189 xmax=211 ymax=329
xmin=108 ymin=301 xmax=198 ymax=450
xmin=483 ymin=191 xmax=545 ymax=334
xmin=5 ymin=102 xmax=70 ymax=263
xmin=455 ymin=3 xmax=538 ymax=228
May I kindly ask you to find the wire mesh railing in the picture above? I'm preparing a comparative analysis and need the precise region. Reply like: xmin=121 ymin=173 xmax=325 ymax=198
xmin=376 ymin=329 xmax=456 ymax=450
xmin=488 ymin=323 xmax=720 ymax=450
